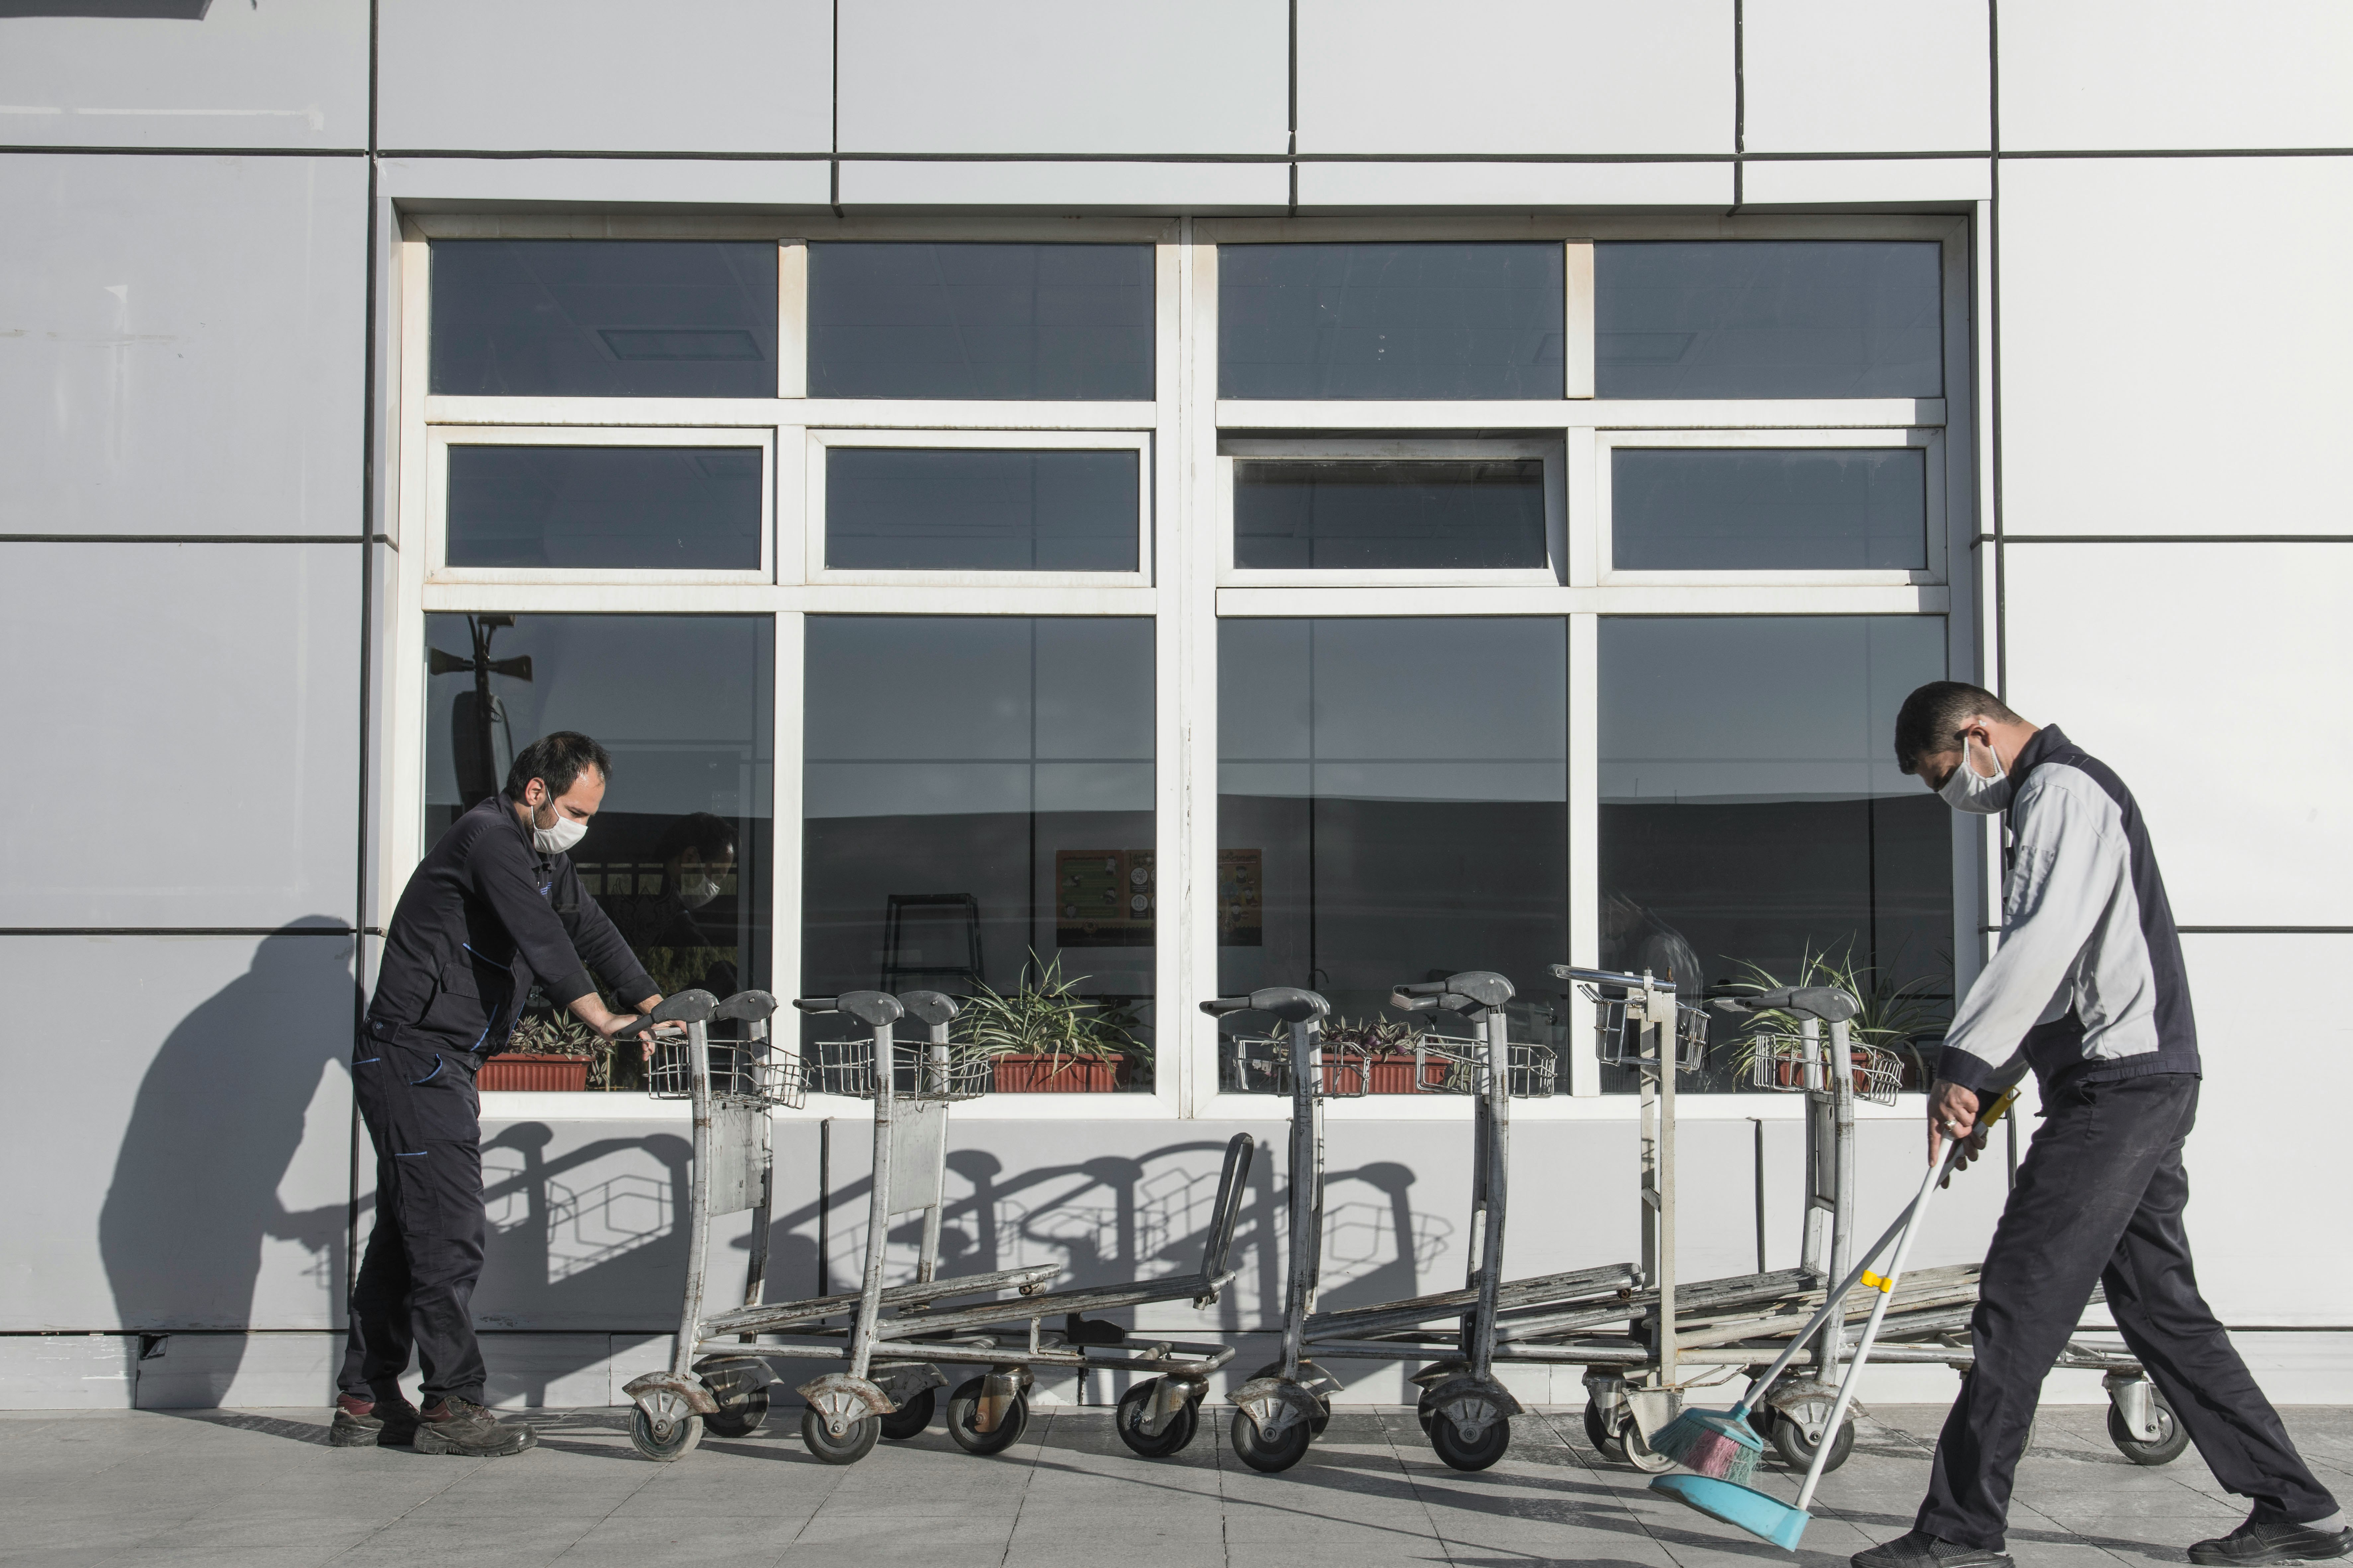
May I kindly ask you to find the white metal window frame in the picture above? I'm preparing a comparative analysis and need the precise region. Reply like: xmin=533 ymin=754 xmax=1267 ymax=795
xmin=1594 ymin=427 xmax=1947 ymax=588
xmin=424 ymin=425 xmax=778 ymax=588
xmin=383 ymin=211 xmax=1984 ymax=1125
xmin=1216 ymin=437 xmax=1566 ymax=588
xmin=805 ymin=427 xmax=1155 ymax=589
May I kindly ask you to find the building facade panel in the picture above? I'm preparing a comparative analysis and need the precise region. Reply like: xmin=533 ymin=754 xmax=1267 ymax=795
xmin=1742 ymin=0 xmax=1990 ymax=154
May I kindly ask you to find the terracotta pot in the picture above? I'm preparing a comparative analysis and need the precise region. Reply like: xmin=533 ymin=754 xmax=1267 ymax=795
xmin=478 ymin=1053 xmax=591 ymax=1092
xmin=1360 ymin=1051 xmax=1449 ymax=1094
xmin=991 ymin=1054 xmax=1130 ymax=1093
xmin=1768 ymin=1051 xmax=1877 ymax=1094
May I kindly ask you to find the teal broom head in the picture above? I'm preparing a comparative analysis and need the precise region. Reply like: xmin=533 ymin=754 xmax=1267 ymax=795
xmin=1647 ymin=1405 xmax=1766 ymax=1484
xmin=1649 ymin=1473 xmax=1811 ymax=1553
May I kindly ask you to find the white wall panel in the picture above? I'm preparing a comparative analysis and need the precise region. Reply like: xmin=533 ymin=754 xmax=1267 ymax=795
xmin=0 ymin=933 xmax=356 ymax=1335
xmin=1297 ymin=160 xmax=1732 ymax=209
xmin=0 ymin=154 xmax=367 ymax=538
xmin=1740 ymin=156 xmax=1990 ymax=205
xmin=378 ymin=0 xmax=833 ymax=154
xmin=381 ymin=157 xmax=833 ymax=210
xmin=0 ymin=544 xmax=360 ymax=928
xmin=1743 ymin=0 xmax=1988 ymax=154
xmin=2001 ymin=1 xmax=2353 ymax=151
xmin=839 ymin=160 xmax=1288 ymax=212
xmin=837 ymin=0 xmax=1287 ymax=156
xmin=2002 ymin=542 xmax=2353 ymax=927
xmin=1998 ymin=157 xmax=2353 ymax=538
xmin=0 ymin=1 xmax=368 ymax=151
xmin=1297 ymin=0 xmax=1732 ymax=156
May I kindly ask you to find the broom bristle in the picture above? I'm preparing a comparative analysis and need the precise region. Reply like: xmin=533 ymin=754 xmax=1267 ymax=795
xmin=1648 ymin=1406 xmax=1766 ymax=1483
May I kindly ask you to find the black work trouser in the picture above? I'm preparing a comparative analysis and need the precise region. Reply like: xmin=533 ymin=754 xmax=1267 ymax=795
xmin=337 ymin=1035 xmax=488 ymax=1407
xmin=1918 ymin=1073 xmax=2333 ymax=1549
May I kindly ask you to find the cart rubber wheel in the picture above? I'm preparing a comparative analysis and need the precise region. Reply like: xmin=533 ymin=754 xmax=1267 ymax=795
xmin=879 ymin=1388 xmax=935 ymax=1441
xmin=1416 ymin=1392 xmax=1436 ymax=1436
xmin=945 ymin=1377 xmax=1030 ymax=1456
xmin=1252 ymin=1363 xmax=1330 ymax=1436
xmin=704 ymin=1382 xmax=770 ymax=1438
xmin=1623 ymin=1419 xmax=1675 ymax=1474
xmin=1229 ymin=1406 xmax=1312 ymax=1473
xmin=630 ymin=1405 xmax=704 ymax=1462
xmin=798 ymin=1405 xmax=879 ymax=1465
xmin=1115 ymin=1381 xmax=1201 ymax=1458
xmin=1429 ymin=1409 xmax=1512 ymax=1472
xmin=2108 ymin=1390 xmax=2190 ymax=1466
xmin=1769 ymin=1410 xmax=1856 ymax=1473
xmin=1582 ymin=1398 xmax=1629 ymax=1463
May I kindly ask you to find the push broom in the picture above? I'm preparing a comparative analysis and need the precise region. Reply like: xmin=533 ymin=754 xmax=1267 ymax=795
xmin=1646 ymin=1081 xmax=2022 ymax=1552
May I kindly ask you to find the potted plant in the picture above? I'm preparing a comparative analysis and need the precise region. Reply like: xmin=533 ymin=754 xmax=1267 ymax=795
xmin=956 ymin=955 xmax=1145 ymax=1093
xmin=479 ymin=1008 xmax=605 ymax=1093
xmin=1323 ymin=1016 xmax=1449 ymax=1094
xmin=1723 ymin=947 xmax=1941 ymax=1093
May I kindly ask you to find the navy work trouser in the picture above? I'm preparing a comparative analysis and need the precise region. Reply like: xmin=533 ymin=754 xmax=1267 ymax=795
xmin=1918 ymin=1073 xmax=2333 ymax=1549
xmin=337 ymin=1032 xmax=488 ymax=1407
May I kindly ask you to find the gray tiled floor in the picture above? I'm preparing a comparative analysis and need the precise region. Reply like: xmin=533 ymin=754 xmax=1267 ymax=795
xmin=3 ymin=1403 xmax=2345 ymax=1568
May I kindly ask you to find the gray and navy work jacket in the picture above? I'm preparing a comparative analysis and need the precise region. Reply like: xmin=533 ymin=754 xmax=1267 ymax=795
xmin=365 ymin=794 xmax=653 ymax=1062
xmin=1937 ymin=724 xmax=2201 ymax=1098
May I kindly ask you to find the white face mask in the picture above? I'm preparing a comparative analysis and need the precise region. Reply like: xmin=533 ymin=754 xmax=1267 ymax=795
xmin=531 ymin=803 xmax=589 ymax=855
xmin=675 ymin=873 xmax=721 ymax=910
xmin=1938 ymin=735 xmax=2014 ymax=815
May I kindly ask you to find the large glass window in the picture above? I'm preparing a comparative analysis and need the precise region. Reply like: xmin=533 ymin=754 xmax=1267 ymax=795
xmin=445 ymin=445 xmax=764 ymax=571
xmin=423 ymin=613 xmax=775 ymax=1085
xmin=429 ymin=241 xmax=778 ymax=399
xmin=807 ymin=243 xmax=1155 ymax=401
xmin=1611 ymin=447 xmax=1927 ymax=572
xmin=1233 ymin=459 xmax=1548 ymax=571
xmin=1597 ymin=615 xmax=1948 ymax=1091
xmin=1219 ymin=243 xmax=1565 ymax=400
xmin=802 ymin=617 xmax=1155 ymax=1090
xmin=1218 ymin=618 xmax=1567 ymax=1056
xmin=1595 ymin=242 xmax=1942 ymax=400
xmin=824 ymin=447 xmax=1140 ymax=572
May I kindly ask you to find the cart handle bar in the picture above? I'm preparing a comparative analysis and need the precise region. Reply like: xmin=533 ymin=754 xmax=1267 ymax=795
xmin=1200 ymin=987 xmax=1329 ymax=1024
xmin=1548 ymin=964 xmax=1680 ymax=994
xmin=793 ymin=990 xmax=905 ymax=1028
xmin=1708 ymin=984 xmax=1860 ymax=1024
xmin=1393 ymin=971 xmax=1515 ymax=1014
xmin=713 ymin=989 xmax=779 ymax=1023
xmin=610 ymin=989 xmax=720 ymax=1035
xmin=897 ymin=990 xmax=960 ymax=1028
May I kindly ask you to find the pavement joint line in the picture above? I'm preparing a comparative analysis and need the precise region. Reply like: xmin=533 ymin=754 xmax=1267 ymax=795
xmin=994 ymin=1404 xmax=1052 ymax=1566
xmin=1377 ymin=1408 xmax=1460 ymax=1565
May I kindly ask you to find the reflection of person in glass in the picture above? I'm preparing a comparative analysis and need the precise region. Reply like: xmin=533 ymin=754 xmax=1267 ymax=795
xmin=335 ymin=732 xmax=664 ymax=1457
xmin=1600 ymin=890 xmax=1705 ymax=994
xmin=604 ymin=812 xmax=740 ymax=998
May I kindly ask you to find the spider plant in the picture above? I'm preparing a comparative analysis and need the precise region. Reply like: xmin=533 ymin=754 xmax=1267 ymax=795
xmin=953 ymin=953 xmax=1142 ymax=1067
xmin=1720 ymin=945 xmax=1943 ymax=1089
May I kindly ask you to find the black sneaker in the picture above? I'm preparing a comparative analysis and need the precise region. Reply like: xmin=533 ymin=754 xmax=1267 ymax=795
xmin=2189 ymin=1513 xmax=2353 ymax=1566
xmin=1854 ymin=1531 xmax=2014 ymax=1568
xmin=411 ymin=1397 xmax=537 ymax=1457
xmin=328 ymin=1393 xmax=421 ymax=1448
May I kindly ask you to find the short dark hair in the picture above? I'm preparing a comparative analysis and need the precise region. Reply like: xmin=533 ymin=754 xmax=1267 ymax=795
xmin=1893 ymin=682 xmax=2021 ymax=775
xmin=504 ymin=731 xmax=612 ymax=803
xmin=654 ymin=811 xmax=737 ymax=864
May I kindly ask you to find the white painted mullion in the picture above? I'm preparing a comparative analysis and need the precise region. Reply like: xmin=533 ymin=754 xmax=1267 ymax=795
xmin=772 ymin=609 xmax=804 ymax=1043
xmin=1179 ymin=227 xmax=1224 ymax=1118
xmin=1567 ymin=612 xmax=1600 ymax=1097
xmin=776 ymin=241 xmax=808 ymax=402
xmin=1568 ymin=427 xmax=1601 ymax=588
xmin=382 ymin=231 xmax=436 ymax=921
xmin=1564 ymin=242 xmax=1596 ymax=401
xmin=1149 ymin=232 xmax=1184 ymax=1118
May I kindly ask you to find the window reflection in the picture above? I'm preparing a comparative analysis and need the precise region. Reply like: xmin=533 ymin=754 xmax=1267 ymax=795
xmin=423 ymin=614 xmax=775 ymax=1086
xmin=1595 ymin=242 xmax=1942 ymax=400
xmin=1612 ymin=447 xmax=1926 ymax=572
xmin=825 ymin=447 xmax=1139 ymax=572
xmin=802 ymin=617 xmax=1156 ymax=1089
xmin=1597 ymin=616 xmax=1950 ymax=1091
xmin=429 ymin=241 xmax=778 ymax=399
xmin=1233 ymin=459 xmax=1548 ymax=571
xmin=446 ymin=446 xmax=763 ymax=571
xmin=1218 ymin=619 xmax=1568 ymax=1073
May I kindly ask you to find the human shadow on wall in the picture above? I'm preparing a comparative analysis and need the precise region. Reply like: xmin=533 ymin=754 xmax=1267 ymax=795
xmin=98 ymin=918 xmax=358 ymax=1401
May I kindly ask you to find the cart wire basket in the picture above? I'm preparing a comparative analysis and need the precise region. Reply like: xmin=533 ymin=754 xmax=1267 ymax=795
xmin=1578 ymin=981 xmax=1709 ymax=1073
xmin=1220 ymin=1035 xmax=1373 ymax=1098
xmin=809 ymin=1036 xmax=991 ymax=1100
xmin=646 ymin=1036 xmax=807 ymax=1110
xmin=1401 ymin=1035 xmax=1561 ymax=1098
xmin=1745 ymin=1032 xmax=1904 ymax=1106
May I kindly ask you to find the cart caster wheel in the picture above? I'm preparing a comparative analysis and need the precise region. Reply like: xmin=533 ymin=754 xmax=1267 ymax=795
xmin=1623 ymin=1420 xmax=1675 ymax=1474
xmin=1416 ymin=1392 xmax=1436 ymax=1436
xmin=694 ymin=1357 xmax=771 ymax=1438
xmin=2109 ymin=1389 xmax=2189 ymax=1466
xmin=1582 ymin=1398 xmax=1629 ymax=1463
xmin=880 ymin=1387 xmax=935 ymax=1441
xmin=798 ymin=1405 xmax=879 ymax=1465
xmin=1429 ymin=1410 xmax=1511 ymax=1472
xmin=945 ymin=1377 xmax=1030 ymax=1456
xmin=1769 ymin=1410 xmax=1856 ymax=1473
xmin=630 ymin=1405 xmax=704 ymax=1462
xmin=1253 ymin=1363 xmax=1330 ymax=1436
xmin=704 ymin=1384 xmax=768 ymax=1439
xmin=1115 ymin=1380 xmax=1201 ymax=1458
xmin=1229 ymin=1407 xmax=1312 ymax=1473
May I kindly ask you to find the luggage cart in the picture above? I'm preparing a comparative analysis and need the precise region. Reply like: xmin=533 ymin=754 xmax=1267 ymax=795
xmin=622 ymin=986 xmax=1252 ymax=1465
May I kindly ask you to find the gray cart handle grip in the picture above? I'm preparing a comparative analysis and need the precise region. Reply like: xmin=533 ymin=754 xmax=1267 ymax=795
xmin=1393 ymin=971 xmax=1515 ymax=1011
xmin=1713 ymin=984 xmax=1859 ymax=1023
xmin=613 ymin=989 xmax=720 ymax=1035
xmin=896 ymin=990 xmax=960 ymax=1028
xmin=1548 ymin=964 xmax=1679 ymax=994
xmin=793 ymin=990 xmax=905 ymax=1027
xmin=1199 ymin=987 xmax=1329 ymax=1024
xmin=712 ymin=989 xmax=778 ymax=1023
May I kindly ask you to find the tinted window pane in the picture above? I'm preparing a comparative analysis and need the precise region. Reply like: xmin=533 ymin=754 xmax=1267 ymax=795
xmin=430 ymin=241 xmax=777 ymax=398
xmin=807 ymin=243 xmax=1154 ymax=400
xmin=424 ymin=613 xmax=773 ymax=1088
xmin=1218 ymin=619 xmax=1566 ymax=1080
xmin=446 ymin=446 xmax=763 ymax=570
xmin=1595 ymin=242 xmax=1942 ymax=399
xmin=1598 ymin=616 xmax=1949 ymax=1092
xmin=1234 ymin=459 xmax=1546 ymax=570
xmin=826 ymin=448 xmax=1138 ymax=572
xmin=1613 ymin=447 xmax=1926 ymax=571
xmin=1220 ymin=243 xmax=1564 ymax=400
xmin=803 ymin=618 xmax=1155 ymax=1090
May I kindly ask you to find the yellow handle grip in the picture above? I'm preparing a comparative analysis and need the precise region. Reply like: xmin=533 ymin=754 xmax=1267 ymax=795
xmin=1977 ymin=1084 xmax=2022 ymax=1132
xmin=1861 ymin=1270 xmax=1895 ymax=1294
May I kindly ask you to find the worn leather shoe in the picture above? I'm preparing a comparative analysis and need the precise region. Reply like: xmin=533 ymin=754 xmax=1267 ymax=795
xmin=2189 ymin=1513 xmax=2353 ymax=1565
xmin=328 ymin=1393 xmax=420 ymax=1448
xmin=1853 ymin=1531 xmax=2014 ymax=1568
xmin=412 ymin=1396 xmax=537 ymax=1457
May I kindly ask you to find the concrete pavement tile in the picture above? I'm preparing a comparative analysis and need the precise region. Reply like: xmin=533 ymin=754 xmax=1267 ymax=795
xmin=547 ymin=1512 xmax=801 ymax=1565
